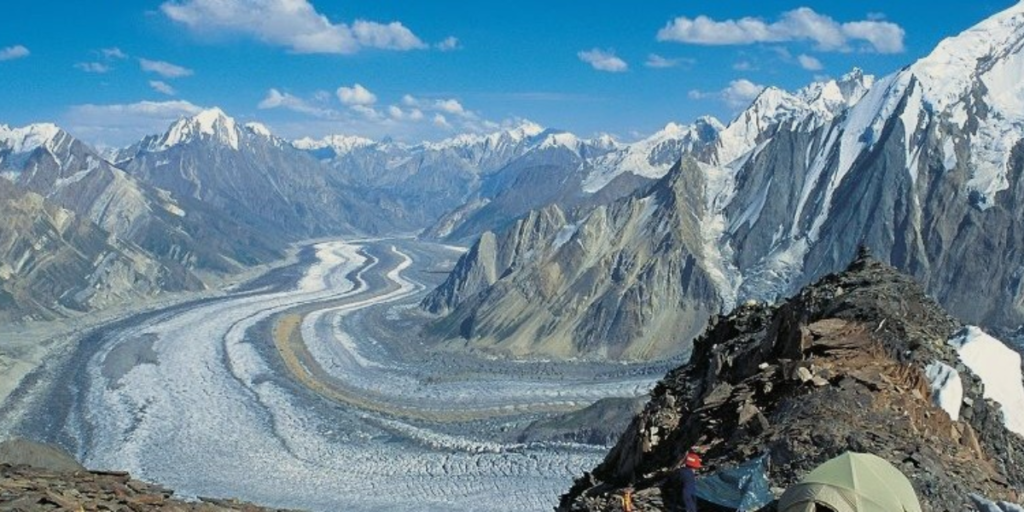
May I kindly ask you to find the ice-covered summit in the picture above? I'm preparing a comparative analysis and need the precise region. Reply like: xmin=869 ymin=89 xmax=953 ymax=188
xmin=422 ymin=121 xmax=546 ymax=152
xmin=292 ymin=134 xmax=375 ymax=156
xmin=243 ymin=122 xmax=273 ymax=138
xmin=154 ymin=107 xmax=241 ymax=151
xmin=0 ymin=123 xmax=62 ymax=154
xmin=824 ymin=1 xmax=1024 ymax=208
xmin=910 ymin=1 xmax=1024 ymax=114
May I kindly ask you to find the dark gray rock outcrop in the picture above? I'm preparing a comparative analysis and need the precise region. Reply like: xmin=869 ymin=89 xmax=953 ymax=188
xmin=559 ymin=254 xmax=1024 ymax=511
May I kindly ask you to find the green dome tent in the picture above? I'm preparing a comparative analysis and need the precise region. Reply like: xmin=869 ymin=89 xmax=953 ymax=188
xmin=778 ymin=452 xmax=923 ymax=512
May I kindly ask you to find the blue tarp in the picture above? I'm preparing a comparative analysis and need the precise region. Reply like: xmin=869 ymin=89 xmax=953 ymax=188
xmin=695 ymin=454 xmax=773 ymax=512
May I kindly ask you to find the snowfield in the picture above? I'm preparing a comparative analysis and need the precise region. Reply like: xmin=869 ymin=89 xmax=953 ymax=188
xmin=949 ymin=326 xmax=1024 ymax=437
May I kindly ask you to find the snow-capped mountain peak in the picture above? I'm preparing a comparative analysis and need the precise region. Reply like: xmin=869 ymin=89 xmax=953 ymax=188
xmin=910 ymin=2 xmax=1024 ymax=115
xmin=292 ymin=134 xmax=375 ymax=156
xmin=0 ymin=123 xmax=62 ymax=154
xmin=503 ymin=120 xmax=545 ymax=141
xmin=422 ymin=121 xmax=547 ymax=152
xmin=243 ymin=122 xmax=273 ymax=138
xmin=836 ymin=68 xmax=875 ymax=106
xmin=156 ymin=107 xmax=240 ymax=151
xmin=879 ymin=1 xmax=1024 ymax=207
xmin=537 ymin=130 xmax=582 ymax=150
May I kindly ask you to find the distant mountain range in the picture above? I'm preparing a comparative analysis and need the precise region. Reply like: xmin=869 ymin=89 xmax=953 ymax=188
xmin=423 ymin=2 xmax=1024 ymax=360
xmin=0 ymin=102 xmax=711 ymax=319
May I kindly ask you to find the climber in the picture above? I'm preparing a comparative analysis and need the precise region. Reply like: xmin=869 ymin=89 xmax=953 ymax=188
xmin=620 ymin=485 xmax=634 ymax=512
xmin=678 ymin=451 xmax=701 ymax=512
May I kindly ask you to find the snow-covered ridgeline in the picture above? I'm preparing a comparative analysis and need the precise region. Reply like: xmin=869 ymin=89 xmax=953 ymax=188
xmin=0 ymin=123 xmax=61 ymax=155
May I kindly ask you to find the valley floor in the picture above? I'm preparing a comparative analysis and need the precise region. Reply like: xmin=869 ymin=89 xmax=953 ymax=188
xmin=0 ymin=238 xmax=670 ymax=511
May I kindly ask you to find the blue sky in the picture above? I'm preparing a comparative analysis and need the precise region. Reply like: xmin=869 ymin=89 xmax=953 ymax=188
xmin=0 ymin=0 xmax=1016 ymax=146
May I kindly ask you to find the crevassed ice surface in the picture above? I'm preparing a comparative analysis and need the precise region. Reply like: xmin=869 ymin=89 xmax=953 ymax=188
xmin=69 ymin=240 xmax=656 ymax=512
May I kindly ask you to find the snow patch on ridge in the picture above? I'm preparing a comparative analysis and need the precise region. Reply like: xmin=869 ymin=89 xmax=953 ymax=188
xmin=949 ymin=326 xmax=1024 ymax=436
xmin=925 ymin=361 xmax=963 ymax=421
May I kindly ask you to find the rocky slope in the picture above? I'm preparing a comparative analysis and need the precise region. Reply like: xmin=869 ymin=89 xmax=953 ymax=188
xmin=0 ymin=438 xmax=291 ymax=511
xmin=0 ymin=119 xmax=290 ymax=320
xmin=0 ymin=179 xmax=194 ymax=321
xmin=5 ymin=121 xmax=282 ymax=274
xmin=0 ymin=464 xmax=290 ymax=511
xmin=424 ymin=3 xmax=1024 ymax=360
xmin=423 ymin=159 xmax=722 ymax=360
xmin=117 ymin=109 xmax=397 ymax=238
xmin=558 ymin=252 xmax=1024 ymax=511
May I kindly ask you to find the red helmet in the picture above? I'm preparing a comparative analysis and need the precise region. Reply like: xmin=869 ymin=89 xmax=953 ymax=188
xmin=683 ymin=451 xmax=702 ymax=469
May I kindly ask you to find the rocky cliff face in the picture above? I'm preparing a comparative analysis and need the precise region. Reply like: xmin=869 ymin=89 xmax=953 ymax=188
xmin=0 ymin=180 xmax=192 ymax=321
xmin=424 ymin=159 xmax=723 ymax=360
xmin=423 ymin=3 xmax=1024 ymax=360
xmin=6 ymin=123 xmax=282 ymax=275
xmin=559 ymin=254 xmax=1024 ymax=511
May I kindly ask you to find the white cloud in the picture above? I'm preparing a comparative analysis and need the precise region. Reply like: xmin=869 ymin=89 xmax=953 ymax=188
xmin=75 ymin=62 xmax=111 ymax=73
xmin=351 ymin=20 xmax=425 ymax=51
xmin=149 ymin=80 xmax=177 ymax=95
xmin=139 ymin=58 xmax=193 ymax=78
xmin=260 ymin=86 xmax=513 ymax=143
xmin=434 ymin=99 xmax=465 ymax=115
xmin=436 ymin=36 xmax=460 ymax=51
xmin=102 ymin=47 xmax=128 ymax=60
xmin=644 ymin=54 xmax=693 ymax=69
xmin=336 ymin=84 xmax=377 ymax=106
xmin=578 ymin=48 xmax=628 ymax=73
xmin=160 ymin=0 xmax=426 ymax=54
xmin=351 ymin=104 xmax=382 ymax=120
xmin=63 ymin=100 xmax=204 ymax=146
xmin=0 ymin=45 xmax=30 ymax=61
xmin=258 ymin=88 xmax=335 ymax=117
xmin=658 ymin=7 xmax=905 ymax=53
xmin=841 ymin=21 xmax=905 ymax=54
xmin=797 ymin=54 xmax=823 ymax=70
xmin=689 ymin=79 xmax=765 ymax=110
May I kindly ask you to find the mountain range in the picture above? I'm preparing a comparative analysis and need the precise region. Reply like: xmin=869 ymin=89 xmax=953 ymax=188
xmin=423 ymin=3 xmax=1024 ymax=360
xmin=0 ymin=101 xmax=714 ymax=319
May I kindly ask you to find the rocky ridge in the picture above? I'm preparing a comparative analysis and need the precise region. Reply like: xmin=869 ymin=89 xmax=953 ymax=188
xmin=424 ymin=159 xmax=721 ymax=360
xmin=0 ymin=464 xmax=290 ymax=511
xmin=558 ymin=252 xmax=1024 ymax=511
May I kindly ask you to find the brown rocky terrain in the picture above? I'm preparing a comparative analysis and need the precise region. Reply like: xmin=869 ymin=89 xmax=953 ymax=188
xmin=0 ymin=439 xmax=290 ymax=512
xmin=559 ymin=250 xmax=1024 ymax=511
xmin=0 ymin=463 xmax=293 ymax=512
